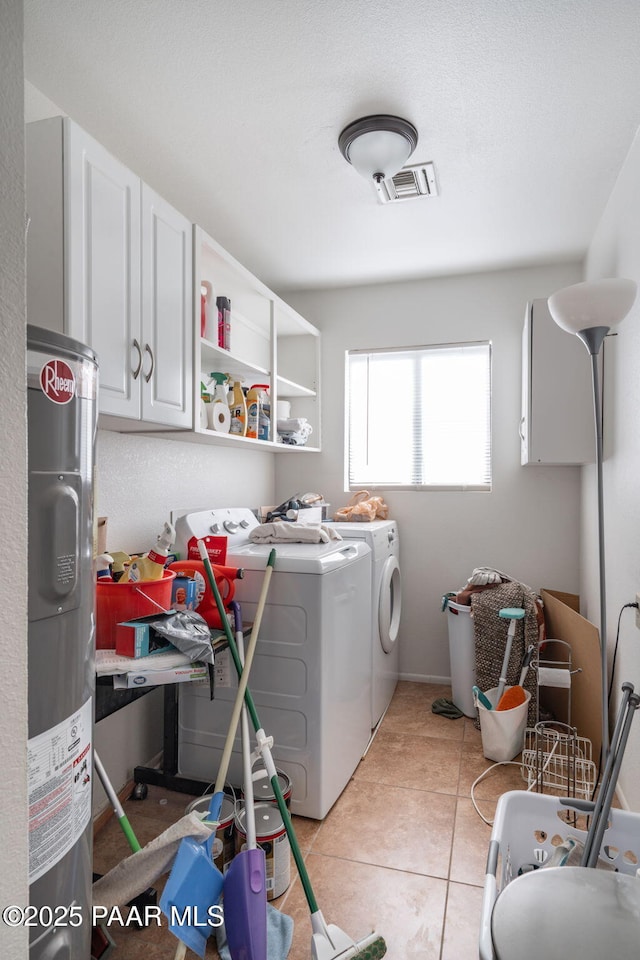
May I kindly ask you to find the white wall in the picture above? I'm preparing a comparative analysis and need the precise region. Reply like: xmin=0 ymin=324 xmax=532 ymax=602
xmin=281 ymin=262 xmax=584 ymax=682
xmin=583 ymin=125 xmax=640 ymax=811
xmin=1 ymin=2 xmax=29 ymax=955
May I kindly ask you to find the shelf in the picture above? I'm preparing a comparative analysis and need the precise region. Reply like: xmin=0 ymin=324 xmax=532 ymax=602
xmin=139 ymin=427 xmax=320 ymax=452
xmin=194 ymin=223 xmax=321 ymax=452
xmin=276 ymin=375 xmax=317 ymax=399
xmin=200 ymin=337 xmax=270 ymax=383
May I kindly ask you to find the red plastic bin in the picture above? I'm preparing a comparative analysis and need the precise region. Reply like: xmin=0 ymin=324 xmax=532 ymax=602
xmin=95 ymin=570 xmax=176 ymax=649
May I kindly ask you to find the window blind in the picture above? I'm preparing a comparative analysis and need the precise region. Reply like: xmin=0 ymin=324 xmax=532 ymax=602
xmin=346 ymin=341 xmax=492 ymax=490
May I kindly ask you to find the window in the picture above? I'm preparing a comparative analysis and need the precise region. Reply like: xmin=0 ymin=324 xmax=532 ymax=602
xmin=346 ymin=341 xmax=492 ymax=490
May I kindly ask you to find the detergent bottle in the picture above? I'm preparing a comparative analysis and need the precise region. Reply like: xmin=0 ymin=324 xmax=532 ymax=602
xmin=246 ymin=384 xmax=271 ymax=440
xmin=228 ymin=378 xmax=247 ymax=436
xmin=121 ymin=522 xmax=176 ymax=583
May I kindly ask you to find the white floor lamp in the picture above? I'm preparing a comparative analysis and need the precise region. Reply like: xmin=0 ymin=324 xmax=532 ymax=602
xmin=547 ymin=277 xmax=637 ymax=758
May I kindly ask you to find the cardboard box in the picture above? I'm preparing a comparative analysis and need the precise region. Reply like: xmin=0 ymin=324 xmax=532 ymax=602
xmin=112 ymin=663 xmax=209 ymax=688
xmin=540 ymin=588 xmax=602 ymax=762
xmin=115 ymin=612 xmax=179 ymax=658
xmin=171 ymin=575 xmax=198 ymax=611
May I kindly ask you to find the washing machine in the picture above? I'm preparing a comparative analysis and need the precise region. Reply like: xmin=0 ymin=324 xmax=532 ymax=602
xmin=329 ymin=520 xmax=401 ymax=727
xmin=173 ymin=507 xmax=372 ymax=819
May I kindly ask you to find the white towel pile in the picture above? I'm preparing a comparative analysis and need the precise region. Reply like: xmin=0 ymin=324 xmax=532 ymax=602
xmin=277 ymin=418 xmax=313 ymax=445
xmin=249 ymin=521 xmax=342 ymax=544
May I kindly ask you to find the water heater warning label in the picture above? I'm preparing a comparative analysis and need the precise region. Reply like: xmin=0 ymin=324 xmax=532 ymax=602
xmin=27 ymin=698 xmax=92 ymax=884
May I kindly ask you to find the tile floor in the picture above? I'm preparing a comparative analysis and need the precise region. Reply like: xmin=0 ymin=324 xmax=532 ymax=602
xmin=93 ymin=681 xmax=527 ymax=959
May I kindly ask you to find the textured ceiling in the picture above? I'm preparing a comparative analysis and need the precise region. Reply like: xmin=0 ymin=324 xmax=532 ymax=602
xmin=23 ymin=0 xmax=640 ymax=293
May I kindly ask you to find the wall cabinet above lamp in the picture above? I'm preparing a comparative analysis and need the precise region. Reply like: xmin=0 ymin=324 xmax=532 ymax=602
xmin=520 ymin=298 xmax=596 ymax=465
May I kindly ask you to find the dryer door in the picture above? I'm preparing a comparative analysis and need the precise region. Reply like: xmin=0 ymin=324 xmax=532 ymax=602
xmin=379 ymin=555 xmax=401 ymax=652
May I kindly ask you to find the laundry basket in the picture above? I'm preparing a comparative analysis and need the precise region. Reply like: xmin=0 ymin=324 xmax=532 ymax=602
xmin=479 ymin=790 xmax=640 ymax=960
xmin=445 ymin=599 xmax=476 ymax=717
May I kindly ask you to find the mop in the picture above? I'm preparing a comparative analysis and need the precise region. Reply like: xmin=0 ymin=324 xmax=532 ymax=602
xmin=198 ymin=540 xmax=387 ymax=960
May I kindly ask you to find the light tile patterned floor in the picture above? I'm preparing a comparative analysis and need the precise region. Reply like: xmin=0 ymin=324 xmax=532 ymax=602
xmin=93 ymin=681 xmax=512 ymax=959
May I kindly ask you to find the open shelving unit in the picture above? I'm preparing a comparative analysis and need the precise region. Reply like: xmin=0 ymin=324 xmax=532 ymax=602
xmin=193 ymin=226 xmax=321 ymax=452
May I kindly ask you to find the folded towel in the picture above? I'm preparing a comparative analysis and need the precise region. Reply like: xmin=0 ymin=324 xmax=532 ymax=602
xmin=216 ymin=902 xmax=294 ymax=959
xmin=249 ymin=521 xmax=342 ymax=544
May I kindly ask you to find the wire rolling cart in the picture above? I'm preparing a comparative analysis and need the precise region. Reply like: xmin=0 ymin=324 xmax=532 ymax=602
xmin=520 ymin=639 xmax=597 ymax=800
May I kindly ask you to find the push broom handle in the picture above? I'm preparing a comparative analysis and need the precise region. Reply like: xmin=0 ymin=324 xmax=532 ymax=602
xmin=199 ymin=543 xmax=320 ymax=915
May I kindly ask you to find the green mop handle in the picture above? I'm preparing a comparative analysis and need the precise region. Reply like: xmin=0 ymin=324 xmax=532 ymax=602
xmin=197 ymin=541 xmax=320 ymax=915
xmin=94 ymin=750 xmax=142 ymax=854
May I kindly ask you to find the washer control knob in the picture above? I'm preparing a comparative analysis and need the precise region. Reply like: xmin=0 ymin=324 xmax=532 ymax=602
xmin=224 ymin=520 xmax=239 ymax=533
xmin=239 ymin=519 xmax=250 ymax=529
xmin=210 ymin=523 xmax=220 ymax=534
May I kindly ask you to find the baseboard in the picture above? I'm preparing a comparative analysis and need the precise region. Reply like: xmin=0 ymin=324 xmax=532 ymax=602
xmin=399 ymin=672 xmax=451 ymax=685
xmin=93 ymin=778 xmax=136 ymax=835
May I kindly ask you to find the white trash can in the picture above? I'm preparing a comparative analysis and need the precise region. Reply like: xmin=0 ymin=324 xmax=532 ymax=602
xmin=446 ymin=600 xmax=477 ymax=717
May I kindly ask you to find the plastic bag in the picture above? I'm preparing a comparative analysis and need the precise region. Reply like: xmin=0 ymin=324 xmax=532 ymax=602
xmin=333 ymin=491 xmax=389 ymax=522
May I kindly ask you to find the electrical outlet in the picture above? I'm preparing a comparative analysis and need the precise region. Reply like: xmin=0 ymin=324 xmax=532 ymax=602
xmin=637 ymin=595 xmax=640 ymax=629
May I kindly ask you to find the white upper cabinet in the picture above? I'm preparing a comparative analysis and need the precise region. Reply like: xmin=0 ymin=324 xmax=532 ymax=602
xmin=520 ymin=298 xmax=595 ymax=465
xmin=26 ymin=116 xmax=192 ymax=430
xmin=140 ymin=184 xmax=193 ymax=427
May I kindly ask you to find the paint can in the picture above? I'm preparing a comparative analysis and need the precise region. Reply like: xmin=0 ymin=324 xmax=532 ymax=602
xmin=245 ymin=764 xmax=293 ymax=809
xmin=185 ymin=793 xmax=236 ymax=874
xmin=235 ymin=802 xmax=291 ymax=900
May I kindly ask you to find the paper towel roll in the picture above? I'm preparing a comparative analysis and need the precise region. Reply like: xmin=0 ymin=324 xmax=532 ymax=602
xmin=208 ymin=401 xmax=231 ymax=433
xmin=537 ymin=667 xmax=571 ymax=688
xmin=276 ymin=400 xmax=291 ymax=419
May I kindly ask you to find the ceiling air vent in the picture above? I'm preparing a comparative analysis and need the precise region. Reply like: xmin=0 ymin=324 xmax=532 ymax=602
xmin=376 ymin=162 xmax=438 ymax=204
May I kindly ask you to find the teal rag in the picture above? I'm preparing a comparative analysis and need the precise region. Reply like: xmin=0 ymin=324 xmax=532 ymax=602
xmin=216 ymin=902 xmax=294 ymax=960
xmin=431 ymin=697 xmax=464 ymax=720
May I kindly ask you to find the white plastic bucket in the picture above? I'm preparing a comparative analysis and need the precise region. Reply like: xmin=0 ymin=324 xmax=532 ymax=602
xmin=476 ymin=687 xmax=531 ymax=762
xmin=446 ymin=600 xmax=477 ymax=717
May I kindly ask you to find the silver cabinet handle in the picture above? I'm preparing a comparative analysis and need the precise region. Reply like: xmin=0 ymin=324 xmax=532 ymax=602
xmin=132 ymin=338 xmax=143 ymax=380
xmin=143 ymin=343 xmax=155 ymax=383
xmin=518 ymin=416 xmax=526 ymax=442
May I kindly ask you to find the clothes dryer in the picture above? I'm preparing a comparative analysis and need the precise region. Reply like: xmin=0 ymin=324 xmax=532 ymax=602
xmin=173 ymin=508 xmax=372 ymax=819
xmin=329 ymin=520 xmax=401 ymax=727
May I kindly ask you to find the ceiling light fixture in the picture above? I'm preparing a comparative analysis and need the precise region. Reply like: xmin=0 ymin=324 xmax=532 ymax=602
xmin=338 ymin=114 xmax=418 ymax=185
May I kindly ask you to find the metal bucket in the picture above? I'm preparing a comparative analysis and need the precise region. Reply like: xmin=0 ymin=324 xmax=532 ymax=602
xmin=235 ymin=802 xmax=291 ymax=900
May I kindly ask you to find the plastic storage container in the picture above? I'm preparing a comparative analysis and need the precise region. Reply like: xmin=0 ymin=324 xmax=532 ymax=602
xmin=446 ymin=599 xmax=477 ymax=717
xmin=95 ymin=569 xmax=175 ymax=649
xmin=479 ymin=790 xmax=640 ymax=960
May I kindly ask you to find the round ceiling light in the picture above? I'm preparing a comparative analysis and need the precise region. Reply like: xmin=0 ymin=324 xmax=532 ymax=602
xmin=338 ymin=114 xmax=419 ymax=183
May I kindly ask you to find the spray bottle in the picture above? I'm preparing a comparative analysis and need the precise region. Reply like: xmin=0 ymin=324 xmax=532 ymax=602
xmin=121 ymin=522 xmax=176 ymax=583
xmin=228 ymin=378 xmax=247 ymax=436
xmin=96 ymin=553 xmax=114 ymax=581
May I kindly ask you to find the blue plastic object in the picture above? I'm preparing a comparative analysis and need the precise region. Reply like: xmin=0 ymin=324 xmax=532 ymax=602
xmin=498 ymin=607 xmax=525 ymax=620
xmin=473 ymin=685 xmax=493 ymax=711
xmin=159 ymin=831 xmax=224 ymax=958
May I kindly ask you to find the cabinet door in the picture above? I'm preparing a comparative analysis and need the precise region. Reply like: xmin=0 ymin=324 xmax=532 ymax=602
xmin=141 ymin=185 xmax=193 ymax=428
xmin=65 ymin=120 xmax=142 ymax=418
xmin=521 ymin=298 xmax=594 ymax=464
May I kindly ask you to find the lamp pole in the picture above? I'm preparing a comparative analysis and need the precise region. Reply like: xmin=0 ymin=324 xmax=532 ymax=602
xmin=577 ymin=325 xmax=610 ymax=759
